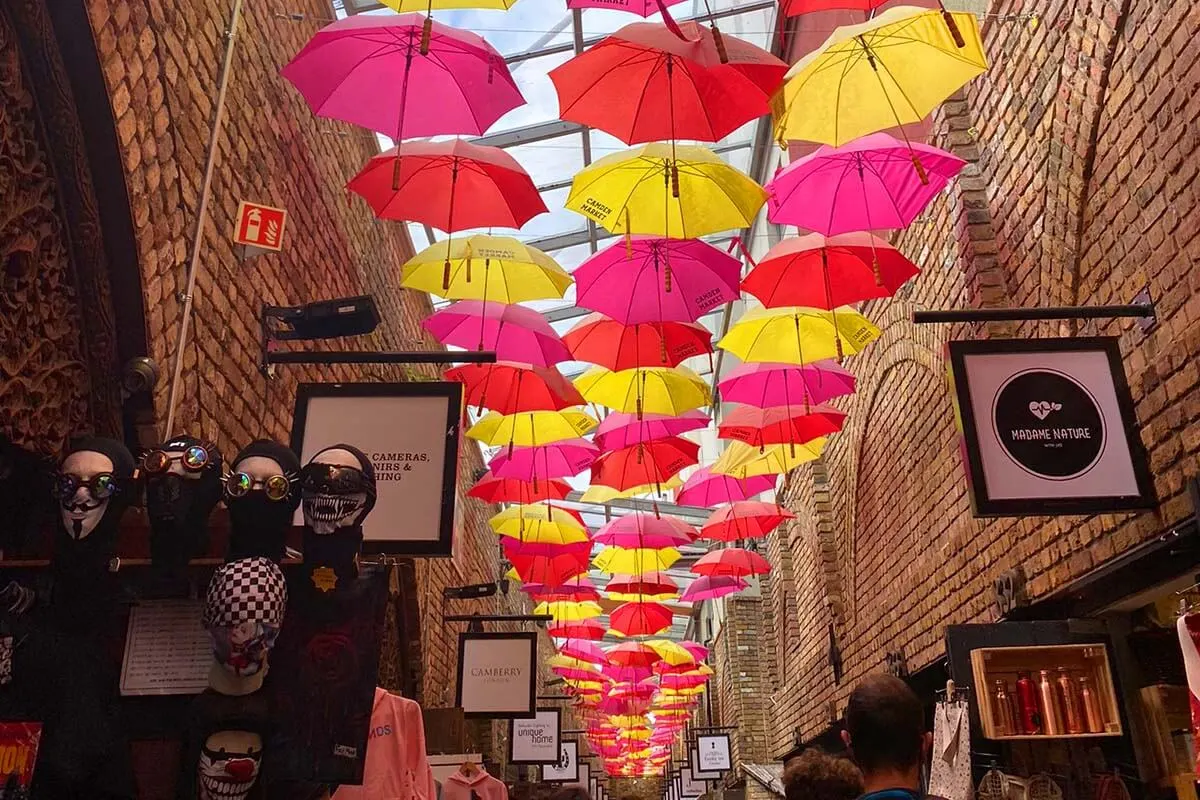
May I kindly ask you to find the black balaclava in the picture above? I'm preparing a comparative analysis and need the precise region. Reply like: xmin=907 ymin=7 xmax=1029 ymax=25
xmin=146 ymin=435 xmax=223 ymax=578
xmin=0 ymin=434 xmax=54 ymax=556
xmin=51 ymin=436 xmax=135 ymax=627
xmin=226 ymin=440 xmax=301 ymax=563
xmin=300 ymin=444 xmax=376 ymax=592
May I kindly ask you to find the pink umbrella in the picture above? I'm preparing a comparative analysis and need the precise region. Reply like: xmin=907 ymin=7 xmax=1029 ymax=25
xmin=574 ymin=237 xmax=741 ymax=324
xmin=679 ymin=641 xmax=709 ymax=661
xmin=691 ymin=547 xmax=771 ymax=577
xmin=718 ymin=361 xmax=856 ymax=409
xmin=659 ymin=671 xmax=712 ymax=689
xmin=675 ymin=467 xmax=776 ymax=507
xmin=527 ymin=575 xmax=601 ymax=603
xmin=567 ymin=0 xmax=687 ymax=17
xmin=423 ymin=301 xmax=571 ymax=366
xmin=488 ymin=439 xmax=599 ymax=480
xmin=767 ymin=133 xmax=966 ymax=235
xmin=595 ymin=410 xmax=710 ymax=450
xmin=560 ymin=640 xmax=608 ymax=663
xmin=680 ymin=574 xmax=749 ymax=602
xmin=281 ymin=15 xmax=524 ymax=141
xmin=593 ymin=513 xmax=698 ymax=549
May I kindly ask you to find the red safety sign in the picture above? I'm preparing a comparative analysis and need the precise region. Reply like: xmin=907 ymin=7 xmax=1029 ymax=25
xmin=233 ymin=201 xmax=287 ymax=252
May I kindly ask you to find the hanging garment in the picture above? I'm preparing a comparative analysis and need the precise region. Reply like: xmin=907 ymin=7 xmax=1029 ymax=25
xmin=928 ymin=699 xmax=972 ymax=800
xmin=1177 ymin=613 xmax=1200 ymax=773
xmin=441 ymin=769 xmax=508 ymax=800
xmin=331 ymin=688 xmax=437 ymax=800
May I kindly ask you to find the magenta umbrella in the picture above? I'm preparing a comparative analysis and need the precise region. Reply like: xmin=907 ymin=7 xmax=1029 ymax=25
xmin=681 ymin=574 xmax=749 ymax=602
xmin=718 ymin=361 xmax=856 ymax=409
xmin=567 ymin=0 xmax=686 ymax=16
xmin=489 ymin=439 xmax=599 ymax=480
xmin=281 ymin=14 xmax=524 ymax=141
xmin=593 ymin=513 xmax=697 ymax=548
xmin=595 ymin=410 xmax=710 ymax=450
xmin=574 ymin=237 xmax=741 ymax=324
xmin=675 ymin=467 xmax=776 ymax=508
xmin=559 ymin=639 xmax=608 ymax=663
xmin=679 ymin=641 xmax=709 ymax=661
xmin=423 ymin=301 xmax=571 ymax=366
xmin=766 ymin=133 xmax=966 ymax=235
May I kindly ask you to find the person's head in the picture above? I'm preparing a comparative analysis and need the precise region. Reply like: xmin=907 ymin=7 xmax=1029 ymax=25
xmin=842 ymin=674 xmax=929 ymax=789
xmin=784 ymin=749 xmax=863 ymax=800
xmin=551 ymin=788 xmax=591 ymax=800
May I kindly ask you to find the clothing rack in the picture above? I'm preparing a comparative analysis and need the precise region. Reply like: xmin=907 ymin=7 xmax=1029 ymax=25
xmin=937 ymin=679 xmax=972 ymax=704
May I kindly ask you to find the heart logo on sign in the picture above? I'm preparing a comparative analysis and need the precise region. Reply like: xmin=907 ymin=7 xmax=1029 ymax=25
xmin=1027 ymin=400 xmax=1062 ymax=420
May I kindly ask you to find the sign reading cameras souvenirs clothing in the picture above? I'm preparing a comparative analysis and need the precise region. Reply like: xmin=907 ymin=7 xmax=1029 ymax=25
xmin=509 ymin=708 xmax=562 ymax=764
xmin=291 ymin=382 xmax=461 ymax=555
xmin=948 ymin=337 xmax=1155 ymax=517
xmin=455 ymin=632 xmax=537 ymax=719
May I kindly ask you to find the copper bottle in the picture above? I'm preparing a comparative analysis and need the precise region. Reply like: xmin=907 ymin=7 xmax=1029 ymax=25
xmin=993 ymin=679 xmax=1018 ymax=736
xmin=1056 ymin=668 xmax=1084 ymax=734
xmin=1015 ymin=671 xmax=1041 ymax=734
xmin=1038 ymin=669 xmax=1065 ymax=735
xmin=1079 ymin=676 xmax=1105 ymax=733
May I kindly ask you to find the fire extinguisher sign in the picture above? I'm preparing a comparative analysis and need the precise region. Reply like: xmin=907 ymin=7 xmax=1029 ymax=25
xmin=233 ymin=201 xmax=288 ymax=253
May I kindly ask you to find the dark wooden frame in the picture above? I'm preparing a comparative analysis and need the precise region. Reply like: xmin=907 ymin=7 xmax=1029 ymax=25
xmin=508 ymin=707 xmax=562 ymax=764
xmin=454 ymin=631 xmax=537 ymax=720
xmin=541 ymin=739 xmax=579 ymax=783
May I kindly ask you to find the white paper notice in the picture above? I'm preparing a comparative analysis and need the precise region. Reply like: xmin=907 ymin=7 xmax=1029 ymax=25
xmin=120 ymin=600 xmax=211 ymax=696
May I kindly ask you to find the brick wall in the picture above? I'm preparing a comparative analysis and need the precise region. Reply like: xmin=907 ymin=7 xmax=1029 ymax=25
xmin=756 ymin=0 xmax=1200 ymax=755
xmin=709 ymin=596 xmax=774 ymax=765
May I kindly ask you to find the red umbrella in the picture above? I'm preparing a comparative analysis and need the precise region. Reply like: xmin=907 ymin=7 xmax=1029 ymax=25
xmin=691 ymin=547 xmax=771 ymax=578
xmin=591 ymin=438 xmax=700 ymax=491
xmin=549 ymin=619 xmax=607 ymax=641
xmin=607 ymin=642 xmax=664 ymax=668
xmin=609 ymin=601 xmax=674 ymax=636
xmin=718 ymin=404 xmax=848 ymax=448
xmin=445 ymin=361 xmax=584 ymax=413
xmin=506 ymin=541 xmax=591 ymax=587
xmin=741 ymin=233 xmax=920 ymax=309
xmin=780 ymin=0 xmax=891 ymax=15
xmin=605 ymin=571 xmax=679 ymax=597
xmin=468 ymin=472 xmax=571 ymax=504
xmin=701 ymin=502 xmax=795 ymax=542
xmin=549 ymin=21 xmax=787 ymax=144
xmin=564 ymin=315 xmax=713 ymax=370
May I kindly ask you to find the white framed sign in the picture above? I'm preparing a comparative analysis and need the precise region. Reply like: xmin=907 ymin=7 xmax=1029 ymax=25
xmin=690 ymin=748 xmax=721 ymax=781
xmin=542 ymin=740 xmax=579 ymax=782
xmin=574 ymin=762 xmax=591 ymax=790
xmin=455 ymin=632 xmax=537 ymax=718
xmin=510 ymin=708 xmax=561 ymax=764
xmin=697 ymin=733 xmax=732 ymax=772
xmin=948 ymin=338 xmax=1154 ymax=516
xmin=681 ymin=768 xmax=707 ymax=798
xmin=590 ymin=776 xmax=599 ymax=798
xmin=292 ymin=382 xmax=462 ymax=555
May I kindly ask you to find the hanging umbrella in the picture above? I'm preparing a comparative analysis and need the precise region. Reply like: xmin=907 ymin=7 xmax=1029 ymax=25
xmin=580 ymin=477 xmax=683 ymax=504
xmin=490 ymin=504 xmax=586 ymax=532
xmin=659 ymin=669 xmax=714 ymax=689
xmin=605 ymin=571 xmax=679 ymax=600
xmin=609 ymin=601 xmax=675 ymax=636
xmin=566 ymin=144 xmax=767 ymax=238
xmin=742 ymin=232 xmax=921 ymax=308
xmin=576 ymin=367 xmax=710 ymax=417
xmin=675 ymin=467 xmax=776 ymax=507
xmin=607 ymin=642 xmax=665 ymax=668
xmin=691 ymin=547 xmax=771 ymax=577
xmin=467 ymin=409 xmax=598 ymax=447
xmin=527 ymin=574 xmax=601 ymax=603
xmin=772 ymin=6 xmax=988 ymax=146
xmin=489 ymin=505 xmax=590 ymax=546
xmin=537 ymin=600 xmax=605 ymax=621
xmin=509 ymin=549 xmax=591 ymax=587
xmin=488 ymin=439 xmax=599 ymax=480
xmin=567 ymin=0 xmax=687 ymax=16
xmin=679 ymin=641 xmax=709 ymax=661
xmin=718 ymin=404 xmax=848 ymax=448
xmin=550 ymin=21 xmax=787 ymax=145
xmin=574 ymin=237 xmax=741 ymax=324
xmin=593 ymin=514 xmax=697 ymax=549
xmin=701 ymin=501 xmax=795 ymax=542
xmin=549 ymin=619 xmax=607 ymax=641
xmin=595 ymin=410 xmax=710 ymax=450
xmin=780 ymin=0 xmax=890 ymax=14
xmin=446 ymin=362 xmax=584 ymax=414
xmin=644 ymin=639 xmax=696 ymax=666
xmin=712 ymin=440 xmax=828 ymax=478
xmin=718 ymin=306 xmax=880 ymax=364
xmin=591 ymin=438 xmax=700 ymax=491
xmin=404 ymin=235 xmax=571 ymax=299
xmin=549 ymin=654 xmax=604 ymax=672
xmin=381 ymin=0 xmax=519 ymax=11
xmin=468 ymin=472 xmax=572 ymax=504
xmin=424 ymin=301 xmax=571 ymax=366
xmin=565 ymin=316 xmax=713 ymax=371
xmin=281 ymin=15 xmax=523 ymax=140
xmin=680 ymin=574 xmax=749 ymax=601
xmin=593 ymin=547 xmax=681 ymax=574
xmin=560 ymin=640 xmax=609 ymax=663
xmin=766 ymin=135 xmax=966 ymax=235
xmin=717 ymin=361 xmax=856 ymax=410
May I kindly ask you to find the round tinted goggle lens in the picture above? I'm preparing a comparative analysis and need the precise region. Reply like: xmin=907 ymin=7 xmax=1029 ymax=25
xmin=183 ymin=446 xmax=209 ymax=470
xmin=264 ymin=475 xmax=291 ymax=501
xmin=225 ymin=472 xmax=252 ymax=497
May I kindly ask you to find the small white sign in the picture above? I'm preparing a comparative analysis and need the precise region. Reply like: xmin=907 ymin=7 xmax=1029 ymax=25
xmin=456 ymin=633 xmax=537 ymax=718
xmin=681 ymin=769 xmax=707 ymax=798
xmin=120 ymin=600 xmax=211 ymax=696
xmin=511 ymin=709 xmax=561 ymax=764
xmin=690 ymin=748 xmax=722 ymax=781
xmin=697 ymin=734 xmax=732 ymax=772
xmin=575 ymin=762 xmax=591 ymax=791
xmin=543 ymin=740 xmax=579 ymax=782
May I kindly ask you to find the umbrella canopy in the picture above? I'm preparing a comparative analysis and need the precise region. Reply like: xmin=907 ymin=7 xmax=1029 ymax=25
xmin=718 ymin=403 xmax=848 ymax=448
xmin=675 ymin=467 xmax=776 ymax=507
xmin=691 ymin=547 xmax=771 ymax=577
xmin=550 ymin=21 xmax=787 ymax=144
xmin=574 ymin=237 xmax=741 ymax=324
xmin=490 ymin=504 xmax=590 ymax=545
xmin=446 ymin=361 xmax=583 ymax=414
xmin=605 ymin=571 xmax=679 ymax=600
xmin=527 ymin=574 xmax=601 ymax=602
xmin=468 ymin=472 xmax=572 ymax=504
xmin=565 ymin=316 xmax=713 ymax=371
xmin=560 ymin=640 xmax=609 ymax=663
xmin=576 ymin=366 xmax=711 ymax=417
xmin=773 ymin=6 xmax=988 ymax=146
xmin=566 ymin=143 xmax=767 ymax=238
xmin=766 ymin=135 xmax=966 ymax=235
xmin=742 ymin=232 xmax=921 ymax=308
xmin=595 ymin=410 xmax=710 ymax=450
xmin=593 ymin=547 xmax=681 ymax=574
xmin=679 ymin=641 xmax=709 ymax=661
xmin=549 ymin=619 xmax=607 ymax=640
xmin=348 ymin=139 xmax=546 ymax=230
xmin=718 ymin=361 xmax=856 ymax=409
xmin=580 ymin=477 xmax=682 ymax=504
xmin=644 ymin=639 xmax=696 ymax=666
xmin=508 ymin=549 xmax=591 ymax=587
xmin=537 ymin=600 xmax=605 ymax=621
xmin=567 ymin=0 xmax=687 ymax=15
xmin=488 ymin=439 xmax=599 ymax=480
xmin=609 ymin=601 xmax=675 ymax=636
xmin=718 ymin=306 xmax=880 ymax=364
xmin=403 ymin=235 xmax=571 ymax=300
xmin=467 ymin=409 xmax=598 ymax=447
xmin=701 ymin=501 xmax=795 ymax=542
xmin=381 ymin=0 xmax=519 ymax=9
xmin=780 ymin=0 xmax=890 ymax=14
xmin=593 ymin=514 xmax=697 ymax=549
xmin=424 ymin=301 xmax=571 ymax=366
xmin=712 ymin=440 xmax=828 ymax=478
xmin=281 ymin=14 xmax=523 ymax=140
xmin=606 ymin=642 xmax=664 ymax=668
xmin=680 ymin=574 xmax=749 ymax=601
xmin=591 ymin=438 xmax=700 ymax=491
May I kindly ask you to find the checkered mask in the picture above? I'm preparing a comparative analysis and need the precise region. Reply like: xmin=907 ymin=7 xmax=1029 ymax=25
xmin=203 ymin=557 xmax=288 ymax=630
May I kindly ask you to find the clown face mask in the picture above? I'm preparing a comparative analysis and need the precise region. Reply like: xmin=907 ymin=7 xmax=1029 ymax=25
xmin=203 ymin=558 xmax=287 ymax=682
xmin=198 ymin=730 xmax=262 ymax=800
xmin=300 ymin=447 xmax=375 ymax=535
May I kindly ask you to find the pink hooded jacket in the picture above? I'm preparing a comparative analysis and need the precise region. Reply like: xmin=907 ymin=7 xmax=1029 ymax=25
xmin=442 ymin=768 xmax=509 ymax=800
xmin=333 ymin=688 xmax=437 ymax=800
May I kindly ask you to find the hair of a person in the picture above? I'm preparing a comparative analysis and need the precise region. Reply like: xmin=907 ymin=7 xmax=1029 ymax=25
xmin=550 ymin=788 xmax=592 ymax=800
xmin=845 ymin=674 xmax=925 ymax=774
xmin=783 ymin=749 xmax=864 ymax=800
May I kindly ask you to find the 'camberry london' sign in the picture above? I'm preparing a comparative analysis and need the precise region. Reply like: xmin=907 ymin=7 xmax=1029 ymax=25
xmin=948 ymin=337 xmax=1154 ymax=517
xmin=509 ymin=709 xmax=561 ymax=764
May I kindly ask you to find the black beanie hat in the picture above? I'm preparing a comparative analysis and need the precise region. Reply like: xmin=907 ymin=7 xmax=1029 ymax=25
xmin=233 ymin=440 xmax=300 ymax=475
xmin=67 ymin=436 xmax=135 ymax=478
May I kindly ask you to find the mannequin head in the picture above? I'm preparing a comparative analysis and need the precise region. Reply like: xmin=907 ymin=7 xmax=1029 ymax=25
xmin=55 ymin=437 xmax=133 ymax=542
xmin=202 ymin=557 xmax=287 ymax=686
xmin=224 ymin=440 xmax=300 ymax=562
xmin=145 ymin=436 xmax=223 ymax=572
xmin=300 ymin=445 xmax=376 ymax=535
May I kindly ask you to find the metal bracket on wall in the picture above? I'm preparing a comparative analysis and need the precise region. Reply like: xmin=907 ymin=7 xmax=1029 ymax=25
xmin=911 ymin=298 xmax=1156 ymax=325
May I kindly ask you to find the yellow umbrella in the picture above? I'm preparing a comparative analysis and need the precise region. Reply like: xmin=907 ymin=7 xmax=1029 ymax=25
xmin=575 ymin=366 xmax=710 ymax=417
xmin=402 ymin=235 xmax=572 ymax=302
xmin=593 ymin=547 xmax=680 ymax=574
xmin=537 ymin=600 xmax=604 ymax=621
xmin=467 ymin=409 xmax=598 ymax=446
xmin=718 ymin=306 xmax=879 ymax=365
xmin=658 ymin=685 xmax=706 ymax=696
xmin=606 ymin=589 xmax=679 ymax=603
xmin=566 ymin=143 xmax=767 ymax=239
xmin=772 ymin=6 xmax=988 ymax=146
xmin=713 ymin=440 xmax=827 ymax=478
xmin=580 ymin=477 xmax=682 ymax=504
xmin=549 ymin=654 xmax=602 ymax=671
xmin=644 ymin=640 xmax=695 ymax=666
xmin=489 ymin=505 xmax=588 ymax=545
